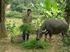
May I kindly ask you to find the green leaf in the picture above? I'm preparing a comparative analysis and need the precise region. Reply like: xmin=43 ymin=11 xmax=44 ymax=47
xmin=51 ymin=0 xmax=58 ymax=15
xmin=44 ymin=0 xmax=51 ymax=10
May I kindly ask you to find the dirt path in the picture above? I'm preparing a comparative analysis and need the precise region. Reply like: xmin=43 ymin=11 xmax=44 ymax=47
xmin=0 ymin=38 xmax=24 ymax=52
xmin=5 ymin=43 xmax=23 ymax=52
xmin=46 ymin=35 xmax=63 ymax=52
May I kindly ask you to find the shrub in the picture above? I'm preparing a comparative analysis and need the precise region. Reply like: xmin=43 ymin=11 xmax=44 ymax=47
xmin=21 ymin=39 xmax=49 ymax=49
xmin=5 ymin=11 xmax=22 ymax=18
xmin=63 ymin=34 xmax=70 ymax=46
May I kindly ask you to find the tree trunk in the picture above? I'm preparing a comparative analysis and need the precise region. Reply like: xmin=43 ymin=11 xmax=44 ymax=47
xmin=0 ymin=0 xmax=7 ymax=39
xmin=64 ymin=0 xmax=70 ymax=26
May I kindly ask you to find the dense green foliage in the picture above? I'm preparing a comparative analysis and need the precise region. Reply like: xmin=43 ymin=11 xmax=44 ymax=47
xmin=5 ymin=0 xmax=11 ymax=4
xmin=5 ymin=11 xmax=22 ymax=18
xmin=21 ymin=39 xmax=49 ymax=49
xmin=5 ymin=0 xmax=65 ymax=20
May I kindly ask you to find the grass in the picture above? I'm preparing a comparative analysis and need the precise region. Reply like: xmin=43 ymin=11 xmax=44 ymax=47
xmin=21 ymin=39 xmax=50 ymax=49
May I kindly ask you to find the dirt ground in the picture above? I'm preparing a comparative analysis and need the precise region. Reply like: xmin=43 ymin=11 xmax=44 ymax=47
xmin=0 ymin=35 xmax=70 ymax=52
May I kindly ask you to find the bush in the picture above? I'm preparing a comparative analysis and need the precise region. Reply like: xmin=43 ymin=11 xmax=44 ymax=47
xmin=21 ymin=39 xmax=49 ymax=49
xmin=63 ymin=34 xmax=70 ymax=46
xmin=6 ymin=22 xmax=20 ymax=38
xmin=5 ymin=11 xmax=22 ymax=18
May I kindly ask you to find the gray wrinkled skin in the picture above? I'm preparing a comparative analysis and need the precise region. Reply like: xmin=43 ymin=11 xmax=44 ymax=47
xmin=36 ymin=19 xmax=69 ymax=40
